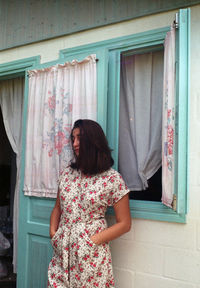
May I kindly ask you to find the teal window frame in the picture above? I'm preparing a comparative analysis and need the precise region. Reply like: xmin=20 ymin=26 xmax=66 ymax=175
xmin=60 ymin=9 xmax=189 ymax=223
xmin=106 ymin=9 xmax=190 ymax=223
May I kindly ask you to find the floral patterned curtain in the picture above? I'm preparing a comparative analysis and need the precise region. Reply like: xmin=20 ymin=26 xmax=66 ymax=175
xmin=162 ymin=28 xmax=176 ymax=208
xmin=24 ymin=55 xmax=97 ymax=198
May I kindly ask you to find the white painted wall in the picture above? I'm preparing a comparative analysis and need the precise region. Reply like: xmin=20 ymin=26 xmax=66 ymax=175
xmin=0 ymin=4 xmax=200 ymax=288
xmin=0 ymin=10 xmax=174 ymax=64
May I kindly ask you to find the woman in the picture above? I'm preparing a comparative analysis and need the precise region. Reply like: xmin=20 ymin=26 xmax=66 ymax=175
xmin=48 ymin=119 xmax=131 ymax=288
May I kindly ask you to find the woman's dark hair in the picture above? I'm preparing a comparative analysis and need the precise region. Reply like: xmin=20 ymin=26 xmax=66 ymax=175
xmin=70 ymin=119 xmax=114 ymax=175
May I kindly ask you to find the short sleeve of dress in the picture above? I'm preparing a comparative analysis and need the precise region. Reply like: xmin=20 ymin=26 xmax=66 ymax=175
xmin=57 ymin=170 xmax=64 ymax=187
xmin=57 ymin=166 xmax=70 ymax=187
xmin=107 ymin=170 xmax=130 ymax=206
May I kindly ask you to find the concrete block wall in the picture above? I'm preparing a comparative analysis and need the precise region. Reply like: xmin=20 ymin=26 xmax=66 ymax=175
xmin=108 ymin=216 xmax=200 ymax=288
xmin=0 ymin=4 xmax=200 ymax=288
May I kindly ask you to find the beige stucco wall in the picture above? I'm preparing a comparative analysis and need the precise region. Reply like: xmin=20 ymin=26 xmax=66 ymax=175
xmin=1 ymin=5 xmax=200 ymax=288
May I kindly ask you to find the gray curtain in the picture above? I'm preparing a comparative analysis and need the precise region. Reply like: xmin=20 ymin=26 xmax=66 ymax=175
xmin=0 ymin=77 xmax=24 ymax=272
xmin=119 ymin=50 xmax=164 ymax=190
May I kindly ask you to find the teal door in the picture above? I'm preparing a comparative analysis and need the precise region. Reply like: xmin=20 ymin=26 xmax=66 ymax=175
xmin=17 ymin=69 xmax=55 ymax=287
xmin=17 ymin=48 xmax=108 ymax=288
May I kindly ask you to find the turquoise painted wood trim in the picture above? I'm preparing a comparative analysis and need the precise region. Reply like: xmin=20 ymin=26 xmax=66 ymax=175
xmin=107 ymin=200 xmax=186 ymax=223
xmin=22 ymin=222 xmax=50 ymax=236
xmin=187 ymin=10 xmax=191 ymax=214
xmin=96 ymin=49 xmax=108 ymax=132
xmin=176 ymin=8 xmax=190 ymax=214
xmin=123 ymin=45 xmax=163 ymax=56
xmin=107 ymin=50 xmax=121 ymax=170
xmin=174 ymin=24 xmax=179 ymax=202
xmin=0 ymin=56 xmax=40 ymax=79
xmin=17 ymin=71 xmax=31 ymax=286
xmin=60 ymin=27 xmax=170 ymax=57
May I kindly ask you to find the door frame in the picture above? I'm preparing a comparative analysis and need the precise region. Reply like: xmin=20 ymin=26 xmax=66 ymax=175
xmin=0 ymin=56 xmax=40 ymax=282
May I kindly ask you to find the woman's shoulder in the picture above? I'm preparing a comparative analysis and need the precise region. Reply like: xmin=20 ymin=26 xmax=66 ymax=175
xmin=106 ymin=167 xmax=121 ymax=175
xmin=60 ymin=165 xmax=78 ymax=178
xmin=102 ymin=168 xmax=123 ymax=180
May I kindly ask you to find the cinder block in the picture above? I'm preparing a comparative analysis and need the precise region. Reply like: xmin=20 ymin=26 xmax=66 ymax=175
xmin=106 ymin=215 xmax=134 ymax=240
xmin=190 ymin=122 xmax=200 ymax=151
xmin=135 ymin=272 xmax=195 ymax=288
xmin=188 ymin=187 xmax=200 ymax=218
xmin=197 ymin=221 xmax=200 ymax=250
xmin=164 ymin=248 xmax=200 ymax=283
xmin=113 ymin=268 xmax=134 ymax=288
xmin=189 ymin=152 xmax=200 ymax=186
xmin=189 ymin=91 xmax=200 ymax=123
xmin=110 ymin=239 xmax=164 ymax=275
xmin=133 ymin=219 xmax=196 ymax=250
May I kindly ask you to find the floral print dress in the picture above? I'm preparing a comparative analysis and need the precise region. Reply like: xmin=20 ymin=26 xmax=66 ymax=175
xmin=48 ymin=166 xmax=129 ymax=288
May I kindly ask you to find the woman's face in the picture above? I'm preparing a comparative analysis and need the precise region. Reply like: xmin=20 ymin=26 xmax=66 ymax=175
xmin=72 ymin=128 xmax=80 ymax=156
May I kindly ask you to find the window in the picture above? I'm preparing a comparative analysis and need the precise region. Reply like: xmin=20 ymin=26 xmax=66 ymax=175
xmin=61 ymin=8 xmax=190 ymax=223
xmin=107 ymin=9 xmax=189 ymax=223
xmin=119 ymin=48 xmax=164 ymax=202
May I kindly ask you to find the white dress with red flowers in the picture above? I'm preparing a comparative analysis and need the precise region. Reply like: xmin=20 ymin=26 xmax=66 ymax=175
xmin=48 ymin=166 xmax=129 ymax=288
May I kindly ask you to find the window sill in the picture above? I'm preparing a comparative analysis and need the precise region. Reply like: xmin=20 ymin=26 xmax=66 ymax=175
xmin=107 ymin=200 xmax=186 ymax=223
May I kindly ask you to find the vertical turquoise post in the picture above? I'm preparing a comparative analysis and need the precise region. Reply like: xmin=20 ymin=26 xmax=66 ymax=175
xmin=176 ymin=8 xmax=190 ymax=214
xmin=96 ymin=48 xmax=109 ymax=134
xmin=107 ymin=50 xmax=121 ymax=170
xmin=17 ymin=69 xmax=30 ymax=287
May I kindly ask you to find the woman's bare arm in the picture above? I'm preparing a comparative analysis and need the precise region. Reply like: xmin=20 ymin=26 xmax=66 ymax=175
xmin=90 ymin=194 xmax=131 ymax=245
xmin=49 ymin=190 xmax=62 ymax=239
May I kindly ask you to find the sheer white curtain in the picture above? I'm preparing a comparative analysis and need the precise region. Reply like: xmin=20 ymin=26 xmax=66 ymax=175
xmin=0 ymin=77 xmax=24 ymax=272
xmin=162 ymin=27 xmax=176 ymax=208
xmin=119 ymin=50 xmax=164 ymax=191
xmin=24 ymin=55 xmax=97 ymax=198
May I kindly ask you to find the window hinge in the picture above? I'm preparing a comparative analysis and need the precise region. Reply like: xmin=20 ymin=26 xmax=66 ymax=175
xmin=173 ymin=12 xmax=179 ymax=29
xmin=172 ymin=194 xmax=177 ymax=211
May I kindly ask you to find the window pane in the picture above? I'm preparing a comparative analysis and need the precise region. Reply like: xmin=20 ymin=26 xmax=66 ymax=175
xmin=119 ymin=49 xmax=164 ymax=200
xmin=129 ymin=167 xmax=162 ymax=201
